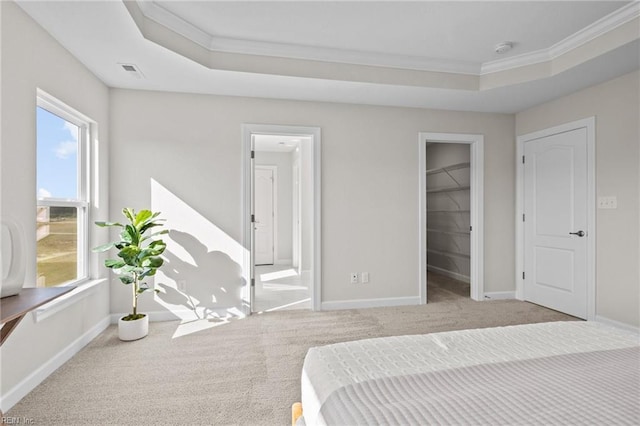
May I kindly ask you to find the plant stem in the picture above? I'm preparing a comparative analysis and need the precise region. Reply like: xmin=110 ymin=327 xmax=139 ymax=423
xmin=132 ymin=272 xmax=138 ymax=316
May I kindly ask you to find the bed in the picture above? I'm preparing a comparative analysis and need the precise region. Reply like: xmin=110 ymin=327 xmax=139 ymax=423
xmin=297 ymin=321 xmax=640 ymax=425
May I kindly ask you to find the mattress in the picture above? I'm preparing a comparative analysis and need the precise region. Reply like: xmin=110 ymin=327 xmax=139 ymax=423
xmin=300 ymin=321 xmax=640 ymax=425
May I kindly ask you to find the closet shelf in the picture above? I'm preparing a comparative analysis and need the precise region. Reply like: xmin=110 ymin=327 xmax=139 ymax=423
xmin=427 ymin=248 xmax=470 ymax=259
xmin=426 ymin=228 xmax=470 ymax=236
xmin=426 ymin=162 xmax=470 ymax=175
xmin=426 ymin=186 xmax=470 ymax=194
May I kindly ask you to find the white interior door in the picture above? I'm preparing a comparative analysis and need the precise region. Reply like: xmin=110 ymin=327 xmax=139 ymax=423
xmin=255 ymin=167 xmax=275 ymax=265
xmin=523 ymin=127 xmax=588 ymax=318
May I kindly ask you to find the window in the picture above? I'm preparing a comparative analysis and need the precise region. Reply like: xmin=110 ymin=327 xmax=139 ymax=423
xmin=36 ymin=94 xmax=90 ymax=287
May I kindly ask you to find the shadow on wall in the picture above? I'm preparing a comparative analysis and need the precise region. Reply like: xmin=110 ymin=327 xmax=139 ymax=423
xmin=158 ymin=230 xmax=243 ymax=318
xmin=150 ymin=179 xmax=249 ymax=324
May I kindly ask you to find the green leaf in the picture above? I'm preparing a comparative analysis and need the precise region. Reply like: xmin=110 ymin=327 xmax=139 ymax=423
xmin=105 ymin=259 xmax=126 ymax=269
xmin=138 ymin=248 xmax=162 ymax=260
xmin=137 ymin=282 xmax=153 ymax=294
xmin=139 ymin=214 xmax=165 ymax=228
xmin=123 ymin=224 xmax=139 ymax=246
xmin=150 ymin=243 xmax=166 ymax=252
xmin=117 ymin=265 xmax=138 ymax=274
xmin=122 ymin=208 xmax=136 ymax=223
xmin=95 ymin=221 xmax=123 ymax=228
xmin=120 ymin=227 xmax=133 ymax=244
xmin=139 ymin=240 xmax=166 ymax=258
xmin=139 ymin=268 xmax=158 ymax=279
xmin=92 ymin=242 xmax=116 ymax=253
xmin=119 ymin=275 xmax=134 ymax=284
xmin=139 ymin=222 xmax=164 ymax=234
xmin=141 ymin=229 xmax=169 ymax=242
xmin=134 ymin=210 xmax=153 ymax=228
xmin=148 ymin=239 xmax=166 ymax=249
xmin=141 ymin=257 xmax=164 ymax=268
xmin=119 ymin=246 xmax=141 ymax=266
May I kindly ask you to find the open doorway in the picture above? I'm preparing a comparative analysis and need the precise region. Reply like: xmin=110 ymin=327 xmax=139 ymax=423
xmin=425 ymin=143 xmax=472 ymax=299
xmin=242 ymin=125 xmax=321 ymax=314
xmin=418 ymin=132 xmax=484 ymax=303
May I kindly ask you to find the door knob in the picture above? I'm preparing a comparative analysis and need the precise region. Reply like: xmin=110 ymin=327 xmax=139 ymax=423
xmin=569 ymin=230 xmax=585 ymax=237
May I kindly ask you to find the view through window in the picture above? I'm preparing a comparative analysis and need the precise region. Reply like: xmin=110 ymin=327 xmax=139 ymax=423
xmin=36 ymin=101 xmax=88 ymax=287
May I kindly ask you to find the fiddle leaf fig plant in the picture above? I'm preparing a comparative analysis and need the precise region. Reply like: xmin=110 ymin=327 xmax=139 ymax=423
xmin=93 ymin=208 xmax=168 ymax=321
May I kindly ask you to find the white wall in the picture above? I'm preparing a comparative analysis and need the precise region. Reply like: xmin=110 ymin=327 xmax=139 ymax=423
xmin=255 ymin=151 xmax=293 ymax=263
xmin=0 ymin=1 xmax=110 ymax=411
xmin=109 ymin=88 xmax=515 ymax=315
xmin=516 ymin=70 xmax=640 ymax=328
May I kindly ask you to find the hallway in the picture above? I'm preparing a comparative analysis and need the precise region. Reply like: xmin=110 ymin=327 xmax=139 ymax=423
xmin=254 ymin=264 xmax=311 ymax=312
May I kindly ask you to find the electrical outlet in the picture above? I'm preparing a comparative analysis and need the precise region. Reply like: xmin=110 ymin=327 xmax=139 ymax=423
xmin=350 ymin=273 xmax=359 ymax=284
xmin=597 ymin=196 xmax=617 ymax=209
xmin=177 ymin=280 xmax=187 ymax=292
xmin=361 ymin=272 xmax=369 ymax=283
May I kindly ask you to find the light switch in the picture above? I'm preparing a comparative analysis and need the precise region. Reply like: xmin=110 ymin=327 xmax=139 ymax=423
xmin=597 ymin=196 xmax=617 ymax=209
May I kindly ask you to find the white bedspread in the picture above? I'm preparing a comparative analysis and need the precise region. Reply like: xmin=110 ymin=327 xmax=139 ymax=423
xmin=300 ymin=321 xmax=640 ymax=425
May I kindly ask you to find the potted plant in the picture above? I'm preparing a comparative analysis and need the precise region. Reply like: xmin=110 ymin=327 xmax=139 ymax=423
xmin=94 ymin=208 xmax=167 ymax=341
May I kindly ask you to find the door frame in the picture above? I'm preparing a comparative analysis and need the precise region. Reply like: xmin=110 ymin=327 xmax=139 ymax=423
xmin=515 ymin=117 xmax=596 ymax=320
xmin=292 ymin=155 xmax=302 ymax=274
xmin=418 ymin=132 xmax=484 ymax=303
xmin=242 ymin=124 xmax=322 ymax=314
xmin=254 ymin=165 xmax=278 ymax=265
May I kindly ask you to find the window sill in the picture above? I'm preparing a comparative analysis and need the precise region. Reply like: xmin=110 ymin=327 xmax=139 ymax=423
xmin=32 ymin=278 xmax=107 ymax=323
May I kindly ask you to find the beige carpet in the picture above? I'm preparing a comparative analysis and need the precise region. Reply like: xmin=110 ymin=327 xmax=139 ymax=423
xmin=7 ymin=274 xmax=576 ymax=425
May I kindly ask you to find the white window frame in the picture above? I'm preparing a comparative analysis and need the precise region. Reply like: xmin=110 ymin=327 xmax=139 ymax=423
xmin=36 ymin=91 xmax=91 ymax=286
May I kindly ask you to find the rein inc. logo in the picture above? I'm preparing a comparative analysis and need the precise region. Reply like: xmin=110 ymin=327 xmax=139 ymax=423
xmin=1 ymin=416 xmax=35 ymax=425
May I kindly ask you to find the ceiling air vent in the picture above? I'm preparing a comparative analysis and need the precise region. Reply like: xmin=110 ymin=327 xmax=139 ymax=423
xmin=119 ymin=63 xmax=145 ymax=79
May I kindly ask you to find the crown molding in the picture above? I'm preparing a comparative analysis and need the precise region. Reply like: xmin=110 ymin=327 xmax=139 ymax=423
xmin=136 ymin=0 xmax=479 ymax=75
xmin=136 ymin=0 xmax=213 ymax=48
xmin=482 ymin=1 xmax=640 ymax=75
xmin=208 ymin=35 xmax=481 ymax=75
xmin=550 ymin=1 xmax=640 ymax=58
xmin=136 ymin=0 xmax=639 ymax=78
xmin=481 ymin=49 xmax=551 ymax=75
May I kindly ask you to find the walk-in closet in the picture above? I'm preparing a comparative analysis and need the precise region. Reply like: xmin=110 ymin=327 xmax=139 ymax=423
xmin=426 ymin=143 xmax=471 ymax=297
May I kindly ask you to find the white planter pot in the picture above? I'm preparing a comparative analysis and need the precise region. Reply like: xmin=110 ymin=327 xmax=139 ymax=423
xmin=118 ymin=314 xmax=149 ymax=341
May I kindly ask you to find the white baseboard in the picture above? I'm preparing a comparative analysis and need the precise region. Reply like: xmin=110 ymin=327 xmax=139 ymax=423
xmin=594 ymin=315 xmax=640 ymax=334
xmin=274 ymin=258 xmax=293 ymax=265
xmin=1 ymin=316 xmax=110 ymax=413
xmin=427 ymin=265 xmax=470 ymax=283
xmin=483 ymin=291 xmax=516 ymax=300
xmin=110 ymin=310 xmax=185 ymax=324
xmin=321 ymin=296 xmax=421 ymax=311
xmin=110 ymin=308 xmax=244 ymax=324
